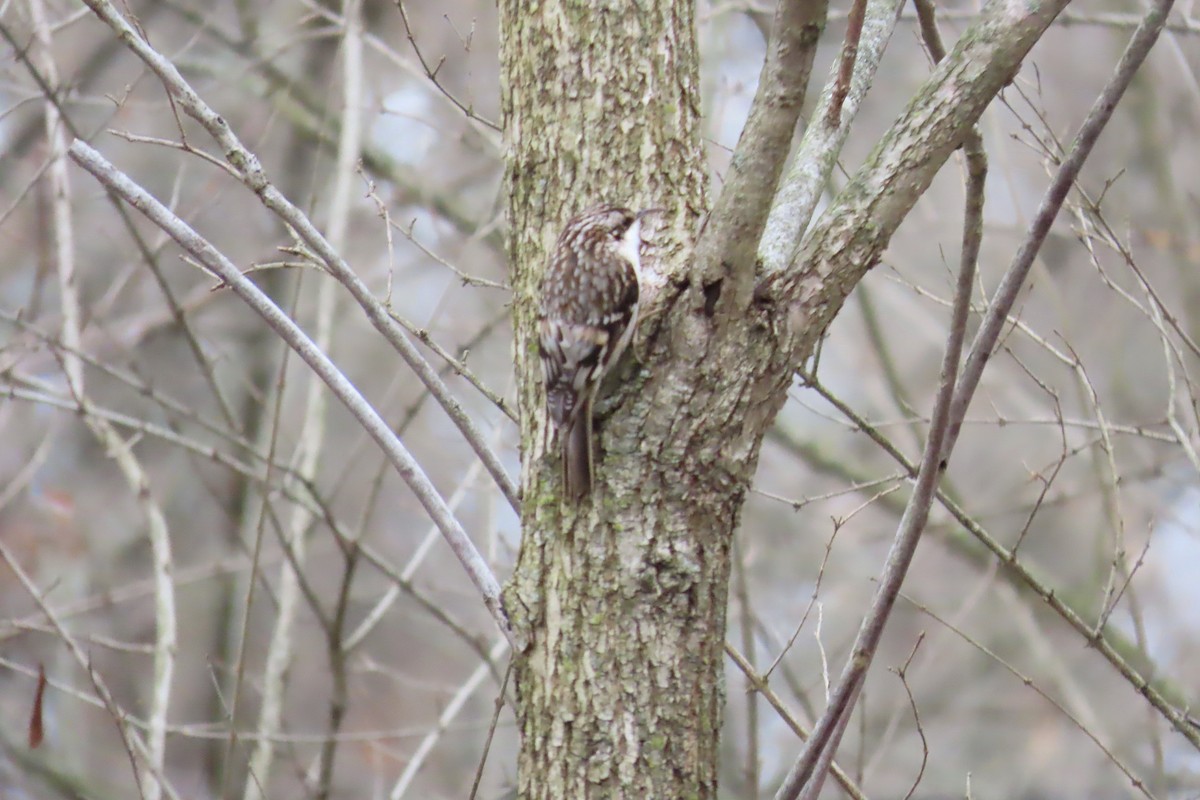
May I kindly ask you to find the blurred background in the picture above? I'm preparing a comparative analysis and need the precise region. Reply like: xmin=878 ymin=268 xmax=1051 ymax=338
xmin=1 ymin=0 xmax=1199 ymax=797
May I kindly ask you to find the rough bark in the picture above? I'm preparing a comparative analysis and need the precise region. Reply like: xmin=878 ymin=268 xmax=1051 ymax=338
xmin=499 ymin=1 xmax=718 ymax=795
xmin=500 ymin=0 xmax=1070 ymax=797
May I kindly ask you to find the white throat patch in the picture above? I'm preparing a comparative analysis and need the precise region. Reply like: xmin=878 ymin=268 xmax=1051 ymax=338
xmin=616 ymin=218 xmax=643 ymax=275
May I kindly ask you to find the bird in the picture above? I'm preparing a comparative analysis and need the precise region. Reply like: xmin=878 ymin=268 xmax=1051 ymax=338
xmin=537 ymin=203 xmax=656 ymax=501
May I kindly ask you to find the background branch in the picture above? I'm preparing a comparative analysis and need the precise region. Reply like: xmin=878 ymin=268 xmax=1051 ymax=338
xmin=78 ymin=0 xmax=519 ymax=510
xmin=67 ymin=140 xmax=514 ymax=645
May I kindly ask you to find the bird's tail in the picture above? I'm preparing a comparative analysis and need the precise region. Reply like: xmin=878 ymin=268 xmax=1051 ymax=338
xmin=562 ymin=408 xmax=593 ymax=501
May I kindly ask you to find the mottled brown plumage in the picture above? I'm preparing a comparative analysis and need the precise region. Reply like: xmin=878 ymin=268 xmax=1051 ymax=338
xmin=538 ymin=204 xmax=649 ymax=500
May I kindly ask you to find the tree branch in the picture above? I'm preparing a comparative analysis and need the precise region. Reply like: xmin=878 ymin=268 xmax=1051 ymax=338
xmin=77 ymin=0 xmax=519 ymax=510
xmin=776 ymin=0 xmax=1177 ymax=792
xmin=775 ymin=108 xmax=983 ymax=799
xmin=67 ymin=140 xmax=516 ymax=647
xmin=242 ymin=0 xmax=367 ymax=795
xmin=764 ymin=0 xmax=1069 ymax=347
xmin=826 ymin=0 xmax=867 ymax=128
xmin=758 ymin=0 xmax=907 ymax=271
xmin=942 ymin=0 xmax=1178 ymax=461
xmin=693 ymin=0 xmax=827 ymax=310
xmin=31 ymin=2 xmax=177 ymax=796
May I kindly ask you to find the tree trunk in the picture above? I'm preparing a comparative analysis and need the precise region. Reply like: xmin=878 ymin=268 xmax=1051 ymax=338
xmin=498 ymin=1 xmax=734 ymax=796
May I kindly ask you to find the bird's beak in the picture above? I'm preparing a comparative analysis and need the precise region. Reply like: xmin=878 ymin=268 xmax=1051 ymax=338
xmin=636 ymin=207 xmax=666 ymax=221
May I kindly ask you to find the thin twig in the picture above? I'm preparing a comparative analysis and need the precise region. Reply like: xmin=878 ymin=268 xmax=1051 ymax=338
xmin=467 ymin=660 xmax=514 ymax=800
xmin=904 ymin=596 xmax=1160 ymax=799
xmin=723 ymin=643 xmax=868 ymax=800
xmin=893 ymin=634 xmax=928 ymax=800
xmin=395 ymin=0 xmax=501 ymax=131
xmin=0 ymin=544 xmax=183 ymax=800
xmin=733 ymin=538 xmax=760 ymax=798
xmin=942 ymin=0 xmax=1178 ymax=460
xmin=776 ymin=11 xmax=987 ymax=792
xmin=242 ymin=0 xmax=367 ymax=795
xmin=803 ymin=374 xmax=1200 ymax=749
xmin=388 ymin=638 xmax=511 ymax=799
xmin=32 ymin=3 xmax=177 ymax=796
xmin=827 ymin=0 xmax=867 ymax=127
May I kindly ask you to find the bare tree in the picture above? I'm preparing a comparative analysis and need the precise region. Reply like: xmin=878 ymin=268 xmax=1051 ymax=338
xmin=502 ymin=0 xmax=1183 ymax=795
xmin=1 ymin=0 xmax=1199 ymax=798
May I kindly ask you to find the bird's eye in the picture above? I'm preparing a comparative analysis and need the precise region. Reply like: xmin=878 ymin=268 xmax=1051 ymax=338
xmin=612 ymin=221 xmax=634 ymax=239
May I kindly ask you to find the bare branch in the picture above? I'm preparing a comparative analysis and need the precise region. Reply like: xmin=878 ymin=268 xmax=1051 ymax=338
xmin=67 ymin=140 xmax=517 ymax=646
xmin=758 ymin=0 xmax=906 ymax=271
xmin=763 ymin=0 xmax=1069 ymax=340
xmin=241 ymin=0 xmax=367 ymax=796
xmin=31 ymin=3 xmax=177 ymax=796
xmin=723 ymin=643 xmax=867 ymax=800
xmin=76 ymin=0 xmax=519 ymax=510
xmin=388 ymin=638 xmax=511 ymax=799
xmin=693 ymin=0 xmax=827 ymax=309
xmin=826 ymin=0 xmax=866 ymax=128
xmin=943 ymin=0 xmax=1178 ymax=459
xmin=0 ymin=543 xmax=183 ymax=800
xmin=776 ymin=2 xmax=990 ymax=789
xmin=396 ymin=0 xmax=501 ymax=131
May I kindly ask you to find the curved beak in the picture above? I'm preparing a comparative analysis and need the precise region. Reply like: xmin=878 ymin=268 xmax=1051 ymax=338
xmin=636 ymin=207 xmax=666 ymax=221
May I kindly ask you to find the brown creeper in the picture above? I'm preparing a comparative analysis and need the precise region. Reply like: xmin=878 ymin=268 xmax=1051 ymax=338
xmin=538 ymin=203 xmax=654 ymax=500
